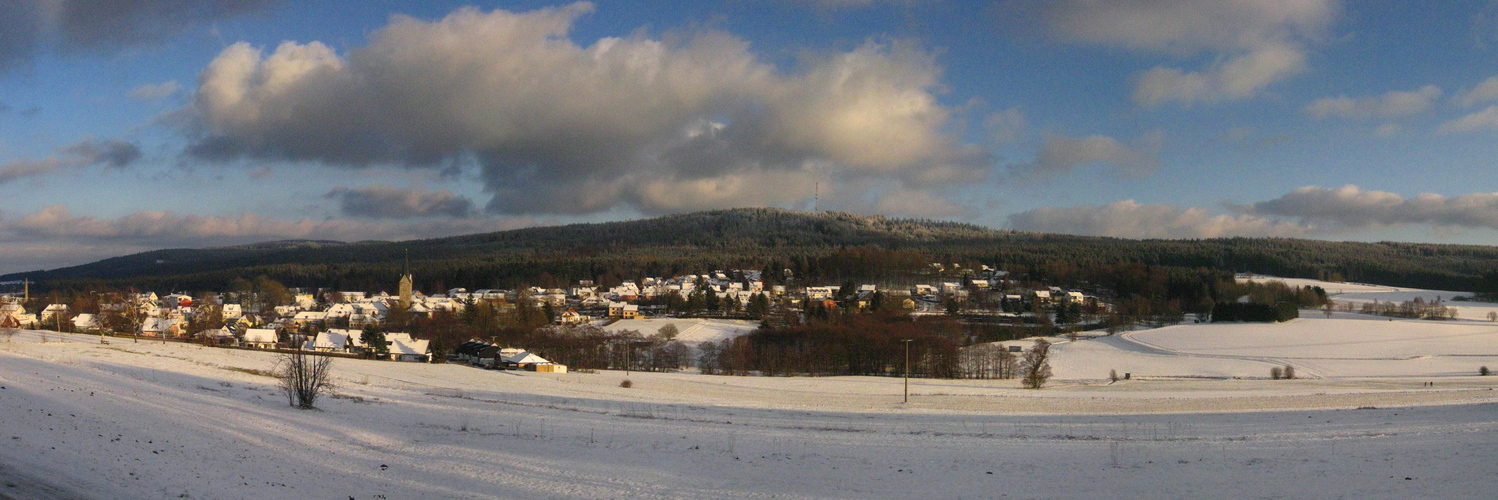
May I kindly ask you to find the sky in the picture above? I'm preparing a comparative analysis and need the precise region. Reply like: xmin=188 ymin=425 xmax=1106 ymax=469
xmin=4 ymin=0 xmax=1498 ymax=274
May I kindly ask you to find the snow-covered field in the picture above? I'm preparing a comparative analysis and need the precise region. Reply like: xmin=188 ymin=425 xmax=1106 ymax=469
xmin=3 ymin=323 xmax=1498 ymax=499
xmin=599 ymin=318 xmax=759 ymax=345
xmin=1241 ymin=274 xmax=1498 ymax=320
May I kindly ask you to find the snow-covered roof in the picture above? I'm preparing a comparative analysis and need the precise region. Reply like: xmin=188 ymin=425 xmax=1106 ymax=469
xmin=243 ymin=329 xmax=278 ymax=344
xmin=504 ymin=351 xmax=550 ymax=365
xmin=390 ymin=338 xmax=429 ymax=356
xmin=313 ymin=330 xmax=350 ymax=350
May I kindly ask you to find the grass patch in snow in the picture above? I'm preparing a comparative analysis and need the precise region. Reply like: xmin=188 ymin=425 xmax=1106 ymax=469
xmin=222 ymin=366 xmax=277 ymax=378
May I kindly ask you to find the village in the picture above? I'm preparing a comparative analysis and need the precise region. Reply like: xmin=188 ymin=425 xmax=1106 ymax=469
xmin=0 ymin=264 xmax=1108 ymax=373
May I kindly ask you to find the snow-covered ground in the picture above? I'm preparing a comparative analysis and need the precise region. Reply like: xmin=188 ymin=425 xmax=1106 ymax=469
xmin=3 ymin=325 xmax=1498 ymax=498
xmin=1241 ymin=274 xmax=1498 ymax=320
xmin=598 ymin=318 xmax=759 ymax=345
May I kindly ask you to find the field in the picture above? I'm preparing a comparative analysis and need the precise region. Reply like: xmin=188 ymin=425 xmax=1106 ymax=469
xmin=3 ymin=278 xmax=1498 ymax=498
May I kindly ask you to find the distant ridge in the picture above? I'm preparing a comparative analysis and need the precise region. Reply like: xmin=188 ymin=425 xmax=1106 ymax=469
xmin=5 ymin=208 xmax=1498 ymax=293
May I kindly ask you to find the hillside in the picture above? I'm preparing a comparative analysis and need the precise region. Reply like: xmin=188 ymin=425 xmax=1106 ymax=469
xmin=6 ymin=208 xmax=1498 ymax=294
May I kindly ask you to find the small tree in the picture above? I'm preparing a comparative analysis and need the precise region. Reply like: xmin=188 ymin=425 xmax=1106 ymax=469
xmin=1108 ymin=368 xmax=1119 ymax=383
xmin=1270 ymin=366 xmax=1283 ymax=380
xmin=1283 ymin=365 xmax=1296 ymax=380
xmin=657 ymin=323 xmax=680 ymax=342
xmin=279 ymin=349 xmax=333 ymax=410
xmin=1481 ymin=366 xmax=1490 ymax=376
xmin=1021 ymin=339 xmax=1052 ymax=389
xmin=1488 ymin=312 xmax=1497 ymax=322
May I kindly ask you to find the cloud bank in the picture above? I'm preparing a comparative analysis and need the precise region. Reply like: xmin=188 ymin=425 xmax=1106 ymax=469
xmin=1008 ymin=200 xmax=1310 ymax=239
xmin=1241 ymin=185 xmax=1498 ymax=230
xmin=0 ymin=205 xmax=538 ymax=273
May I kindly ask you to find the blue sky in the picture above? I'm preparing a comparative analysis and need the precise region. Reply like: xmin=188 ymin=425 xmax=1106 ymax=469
xmin=4 ymin=0 xmax=1498 ymax=274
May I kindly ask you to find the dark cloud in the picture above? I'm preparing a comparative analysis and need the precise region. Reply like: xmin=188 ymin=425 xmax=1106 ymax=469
xmin=0 ymin=0 xmax=279 ymax=74
xmin=327 ymin=186 xmax=474 ymax=219
xmin=0 ymin=2 xmax=44 ymax=74
xmin=0 ymin=159 xmax=60 ymax=185
xmin=0 ymin=138 xmax=141 ymax=186
xmin=1240 ymin=185 xmax=1498 ymax=230
xmin=64 ymin=139 xmax=143 ymax=168
xmin=183 ymin=4 xmax=989 ymax=218
xmin=57 ymin=0 xmax=280 ymax=51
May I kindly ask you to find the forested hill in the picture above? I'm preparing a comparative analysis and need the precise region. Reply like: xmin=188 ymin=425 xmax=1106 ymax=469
xmin=7 ymin=207 xmax=1498 ymax=294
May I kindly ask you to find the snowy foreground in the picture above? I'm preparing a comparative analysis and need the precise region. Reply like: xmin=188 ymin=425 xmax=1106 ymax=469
xmin=3 ymin=323 xmax=1498 ymax=499
xmin=8 ymin=273 xmax=1498 ymax=500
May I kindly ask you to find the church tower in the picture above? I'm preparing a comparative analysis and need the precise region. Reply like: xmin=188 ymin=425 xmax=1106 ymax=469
xmin=398 ymin=249 xmax=413 ymax=308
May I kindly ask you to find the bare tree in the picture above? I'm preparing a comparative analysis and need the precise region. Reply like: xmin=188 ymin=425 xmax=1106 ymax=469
xmin=1282 ymin=365 xmax=1296 ymax=380
xmin=279 ymin=349 xmax=333 ymax=410
xmin=1021 ymin=339 xmax=1052 ymax=389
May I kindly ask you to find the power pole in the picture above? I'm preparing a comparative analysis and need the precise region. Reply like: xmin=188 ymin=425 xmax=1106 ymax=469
xmin=902 ymin=339 xmax=913 ymax=403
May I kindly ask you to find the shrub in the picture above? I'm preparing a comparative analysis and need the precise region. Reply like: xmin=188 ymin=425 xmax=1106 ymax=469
xmin=1109 ymin=369 xmax=1119 ymax=383
xmin=1283 ymin=365 xmax=1296 ymax=380
xmin=1482 ymin=366 xmax=1490 ymax=376
xmin=619 ymin=379 xmax=633 ymax=388
xmin=279 ymin=350 xmax=333 ymax=410
xmin=1270 ymin=367 xmax=1283 ymax=380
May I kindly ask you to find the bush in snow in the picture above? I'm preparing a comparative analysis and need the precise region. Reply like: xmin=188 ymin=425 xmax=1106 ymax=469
xmin=1283 ymin=365 xmax=1296 ymax=379
xmin=279 ymin=349 xmax=333 ymax=410
xmin=1270 ymin=367 xmax=1283 ymax=380
xmin=619 ymin=379 xmax=633 ymax=388
xmin=1109 ymin=369 xmax=1119 ymax=383
xmin=1482 ymin=366 xmax=1490 ymax=376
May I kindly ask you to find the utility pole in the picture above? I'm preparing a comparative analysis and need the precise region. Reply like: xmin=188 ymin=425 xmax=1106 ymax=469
xmin=902 ymin=339 xmax=913 ymax=404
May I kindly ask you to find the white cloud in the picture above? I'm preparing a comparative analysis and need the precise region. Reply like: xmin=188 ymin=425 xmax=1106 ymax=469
xmin=1457 ymin=75 xmax=1498 ymax=107
xmin=1440 ymin=105 xmax=1498 ymax=133
xmin=1242 ymin=184 xmax=1498 ymax=229
xmin=129 ymin=80 xmax=181 ymax=100
xmin=182 ymin=4 xmax=987 ymax=218
xmin=1133 ymin=40 xmax=1308 ymax=106
xmin=1010 ymin=131 xmax=1162 ymax=180
xmin=1305 ymin=85 xmax=1441 ymax=120
xmin=1021 ymin=0 xmax=1340 ymax=107
xmin=1007 ymin=200 xmax=1311 ymax=239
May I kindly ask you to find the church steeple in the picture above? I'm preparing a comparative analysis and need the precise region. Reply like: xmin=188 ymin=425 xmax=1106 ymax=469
xmin=398 ymin=249 xmax=413 ymax=308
